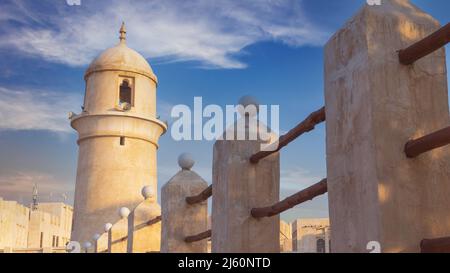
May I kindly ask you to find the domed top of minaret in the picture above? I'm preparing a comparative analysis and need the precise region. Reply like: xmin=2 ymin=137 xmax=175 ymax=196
xmin=85 ymin=22 xmax=157 ymax=83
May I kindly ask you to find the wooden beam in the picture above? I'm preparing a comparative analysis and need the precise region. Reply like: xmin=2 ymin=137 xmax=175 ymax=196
xmin=405 ymin=126 xmax=450 ymax=158
xmin=250 ymin=107 xmax=326 ymax=164
xmin=421 ymin=236 xmax=450 ymax=253
xmin=186 ymin=185 xmax=212 ymax=205
xmin=134 ymin=215 xmax=162 ymax=231
xmin=251 ymin=179 xmax=327 ymax=218
xmin=184 ymin=230 xmax=212 ymax=243
xmin=399 ymin=23 xmax=450 ymax=65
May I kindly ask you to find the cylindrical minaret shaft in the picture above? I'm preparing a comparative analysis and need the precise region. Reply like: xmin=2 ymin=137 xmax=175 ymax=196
xmin=70 ymin=24 xmax=166 ymax=244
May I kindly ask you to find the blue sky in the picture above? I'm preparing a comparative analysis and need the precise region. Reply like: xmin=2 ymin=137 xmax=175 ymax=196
xmin=0 ymin=0 xmax=449 ymax=223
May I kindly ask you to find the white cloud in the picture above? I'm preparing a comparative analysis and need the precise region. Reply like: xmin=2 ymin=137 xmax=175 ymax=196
xmin=0 ymin=87 xmax=82 ymax=133
xmin=0 ymin=86 xmax=178 ymax=133
xmin=0 ymin=0 xmax=328 ymax=69
xmin=0 ymin=171 xmax=74 ymax=205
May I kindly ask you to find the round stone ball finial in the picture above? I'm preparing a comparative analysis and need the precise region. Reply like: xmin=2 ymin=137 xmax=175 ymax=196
xmin=83 ymin=241 xmax=92 ymax=249
xmin=118 ymin=207 xmax=131 ymax=219
xmin=92 ymin=234 xmax=101 ymax=241
xmin=238 ymin=95 xmax=259 ymax=117
xmin=141 ymin=186 xmax=154 ymax=199
xmin=104 ymin=223 xmax=113 ymax=232
xmin=178 ymin=153 xmax=195 ymax=170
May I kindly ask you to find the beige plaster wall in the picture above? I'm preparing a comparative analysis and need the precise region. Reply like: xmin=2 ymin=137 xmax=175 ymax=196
xmin=325 ymin=0 xmax=450 ymax=253
xmin=292 ymin=219 xmax=330 ymax=253
xmin=71 ymin=67 xmax=166 ymax=245
xmin=212 ymin=131 xmax=280 ymax=253
xmin=0 ymin=199 xmax=29 ymax=249
xmin=280 ymin=220 xmax=292 ymax=253
xmin=109 ymin=218 xmax=128 ymax=253
xmin=96 ymin=232 xmax=108 ymax=253
xmin=128 ymin=199 xmax=161 ymax=253
xmin=84 ymin=70 xmax=157 ymax=117
xmin=161 ymin=170 xmax=209 ymax=253
xmin=38 ymin=203 xmax=73 ymax=247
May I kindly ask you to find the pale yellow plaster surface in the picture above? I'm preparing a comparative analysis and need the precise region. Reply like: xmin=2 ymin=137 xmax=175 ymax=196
xmin=71 ymin=29 xmax=166 ymax=244
xmin=161 ymin=170 xmax=209 ymax=253
xmin=127 ymin=198 xmax=161 ymax=253
xmin=325 ymin=0 xmax=450 ymax=253
xmin=212 ymin=122 xmax=280 ymax=253
xmin=108 ymin=218 xmax=128 ymax=253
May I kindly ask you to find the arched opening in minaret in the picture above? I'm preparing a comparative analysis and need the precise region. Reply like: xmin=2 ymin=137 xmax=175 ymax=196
xmin=119 ymin=79 xmax=132 ymax=105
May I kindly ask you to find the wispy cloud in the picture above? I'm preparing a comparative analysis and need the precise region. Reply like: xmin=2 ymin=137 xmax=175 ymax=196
xmin=280 ymin=167 xmax=328 ymax=221
xmin=0 ymin=171 xmax=74 ymax=205
xmin=0 ymin=87 xmax=82 ymax=133
xmin=0 ymin=86 xmax=177 ymax=133
xmin=0 ymin=0 xmax=328 ymax=69
xmin=280 ymin=167 xmax=324 ymax=193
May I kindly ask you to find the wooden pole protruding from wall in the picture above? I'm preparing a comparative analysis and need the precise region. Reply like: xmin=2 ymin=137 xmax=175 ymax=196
xmin=399 ymin=23 xmax=450 ymax=65
xmin=251 ymin=179 xmax=327 ymax=218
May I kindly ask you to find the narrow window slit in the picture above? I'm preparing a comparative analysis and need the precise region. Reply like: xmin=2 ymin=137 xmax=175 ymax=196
xmin=120 ymin=137 xmax=126 ymax=146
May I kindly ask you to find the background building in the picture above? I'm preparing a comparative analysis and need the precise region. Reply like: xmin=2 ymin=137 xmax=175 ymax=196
xmin=0 ymin=197 xmax=73 ymax=252
xmin=28 ymin=203 xmax=73 ymax=248
xmin=280 ymin=220 xmax=292 ymax=252
xmin=0 ymin=198 xmax=29 ymax=249
xmin=37 ymin=203 xmax=73 ymax=246
xmin=292 ymin=218 xmax=330 ymax=253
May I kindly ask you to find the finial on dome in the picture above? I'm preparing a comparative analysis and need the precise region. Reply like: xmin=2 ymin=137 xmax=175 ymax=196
xmin=119 ymin=22 xmax=127 ymax=43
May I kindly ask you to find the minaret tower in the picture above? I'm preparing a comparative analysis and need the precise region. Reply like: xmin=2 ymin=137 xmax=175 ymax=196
xmin=70 ymin=23 xmax=167 ymax=243
xmin=31 ymin=182 xmax=38 ymax=211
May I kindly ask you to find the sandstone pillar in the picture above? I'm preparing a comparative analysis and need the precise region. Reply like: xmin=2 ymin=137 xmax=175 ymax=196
xmin=161 ymin=154 xmax=209 ymax=253
xmin=325 ymin=0 xmax=450 ymax=253
xmin=127 ymin=186 xmax=161 ymax=253
xmin=108 ymin=208 xmax=130 ymax=253
xmin=212 ymin=109 xmax=280 ymax=253
xmin=95 ymin=233 xmax=108 ymax=253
